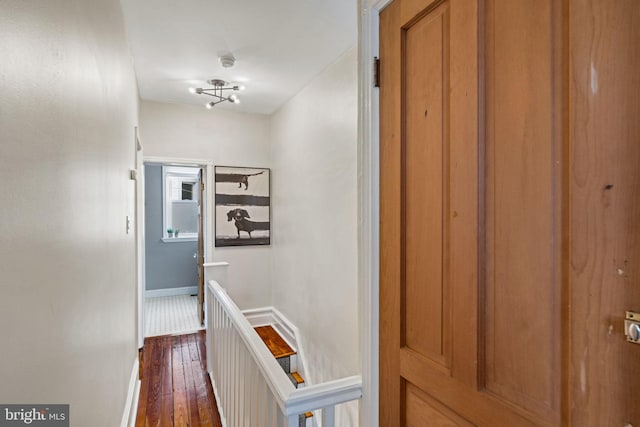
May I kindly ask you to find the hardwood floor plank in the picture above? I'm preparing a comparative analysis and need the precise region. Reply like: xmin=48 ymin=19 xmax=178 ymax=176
xmin=144 ymin=339 xmax=164 ymax=427
xmin=160 ymin=391 xmax=173 ymax=427
xmin=189 ymin=334 xmax=200 ymax=362
xmin=196 ymin=385 xmax=214 ymax=425
xmin=172 ymin=389 xmax=189 ymax=427
xmin=135 ymin=332 xmax=221 ymax=427
xmin=135 ymin=339 xmax=153 ymax=425
xmin=197 ymin=330 xmax=207 ymax=371
xmin=172 ymin=339 xmax=186 ymax=391
xmin=162 ymin=337 xmax=173 ymax=394
xmin=181 ymin=335 xmax=201 ymax=427
xmin=203 ymin=375 xmax=220 ymax=427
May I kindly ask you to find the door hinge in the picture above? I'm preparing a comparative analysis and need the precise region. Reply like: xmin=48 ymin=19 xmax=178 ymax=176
xmin=374 ymin=57 xmax=380 ymax=88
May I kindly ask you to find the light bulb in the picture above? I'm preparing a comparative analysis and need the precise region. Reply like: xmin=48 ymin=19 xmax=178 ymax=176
xmin=239 ymin=85 xmax=246 ymax=91
xmin=189 ymin=87 xmax=197 ymax=94
xmin=206 ymin=102 xmax=215 ymax=109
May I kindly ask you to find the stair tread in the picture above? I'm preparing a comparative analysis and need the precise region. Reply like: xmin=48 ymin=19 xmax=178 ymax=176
xmin=290 ymin=372 xmax=305 ymax=384
xmin=254 ymin=325 xmax=296 ymax=358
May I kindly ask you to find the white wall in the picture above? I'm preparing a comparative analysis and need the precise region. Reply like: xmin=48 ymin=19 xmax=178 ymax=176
xmin=140 ymin=101 xmax=272 ymax=309
xmin=0 ymin=1 xmax=139 ymax=425
xmin=270 ymin=47 xmax=359 ymax=424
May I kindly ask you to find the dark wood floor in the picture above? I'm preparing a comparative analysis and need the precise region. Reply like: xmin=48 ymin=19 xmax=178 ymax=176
xmin=135 ymin=331 xmax=222 ymax=427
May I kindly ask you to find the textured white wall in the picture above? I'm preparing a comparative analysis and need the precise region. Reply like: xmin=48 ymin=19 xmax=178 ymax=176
xmin=0 ymin=1 xmax=139 ymax=425
xmin=270 ymin=47 xmax=359 ymax=425
xmin=140 ymin=101 xmax=272 ymax=309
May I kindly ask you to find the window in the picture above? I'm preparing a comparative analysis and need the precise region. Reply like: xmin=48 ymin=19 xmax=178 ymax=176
xmin=162 ymin=166 xmax=201 ymax=240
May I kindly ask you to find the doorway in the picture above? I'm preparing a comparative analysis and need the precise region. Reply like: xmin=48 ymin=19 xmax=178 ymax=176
xmin=142 ymin=160 xmax=210 ymax=338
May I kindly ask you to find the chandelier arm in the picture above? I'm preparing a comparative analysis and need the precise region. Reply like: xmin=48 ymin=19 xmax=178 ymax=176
xmin=201 ymin=92 xmax=225 ymax=101
xmin=200 ymin=87 xmax=235 ymax=92
xmin=190 ymin=78 xmax=240 ymax=108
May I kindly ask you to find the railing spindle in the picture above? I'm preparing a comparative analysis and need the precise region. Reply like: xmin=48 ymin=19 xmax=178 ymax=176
xmin=206 ymin=281 xmax=362 ymax=427
xmin=323 ymin=406 xmax=336 ymax=427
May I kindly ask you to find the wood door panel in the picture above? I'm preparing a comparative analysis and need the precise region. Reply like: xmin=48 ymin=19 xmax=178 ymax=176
xmin=382 ymin=0 xmax=563 ymax=425
xmin=570 ymin=0 xmax=640 ymax=425
xmin=400 ymin=348 xmax=551 ymax=427
xmin=403 ymin=0 xmax=450 ymax=366
xmin=382 ymin=0 xmax=640 ymax=425
xmin=405 ymin=381 xmax=475 ymax=427
xmin=481 ymin=0 xmax=563 ymax=419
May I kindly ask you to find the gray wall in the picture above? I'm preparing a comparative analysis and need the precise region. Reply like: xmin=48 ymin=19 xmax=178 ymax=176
xmin=145 ymin=164 xmax=198 ymax=291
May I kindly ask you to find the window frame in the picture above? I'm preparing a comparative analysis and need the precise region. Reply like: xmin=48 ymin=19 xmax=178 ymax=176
xmin=161 ymin=165 xmax=201 ymax=242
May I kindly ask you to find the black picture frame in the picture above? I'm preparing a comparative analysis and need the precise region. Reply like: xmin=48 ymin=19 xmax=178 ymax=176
xmin=214 ymin=166 xmax=271 ymax=247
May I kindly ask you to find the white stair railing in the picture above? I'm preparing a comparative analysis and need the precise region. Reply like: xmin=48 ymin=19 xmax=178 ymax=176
xmin=206 ymin=280 xmax=362 ymax=427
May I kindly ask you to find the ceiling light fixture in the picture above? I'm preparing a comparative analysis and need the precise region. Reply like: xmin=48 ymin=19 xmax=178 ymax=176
xmin=189 ymin=79 xmax=244 ymax=108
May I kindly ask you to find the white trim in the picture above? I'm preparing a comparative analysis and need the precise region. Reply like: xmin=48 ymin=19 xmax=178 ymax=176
xmin=144 ymin=156 xmax=213 ymax=166
xmin=135 ymin=127 xmax=145 ymax=350
xmin=358 ymin=1 xmax=388 ymax=426
xmin=208 ymin=371 xmax=228 ymax=427
xmin=138 ymin=156 xmax=214 ymax=351
xmin=242 ymin=306 xmax=313 ymax=388
xmin=270 ymin=307 xmax=298 ymax=351
xmin=208 ymin=280 xmax=297 ymax=412
xmin=243 ymin=307 xmax=297 ymax=351
xmin=121 ymin=357 xmax=140 ymax=427
xmin=161 ymin=165 xmax=201 ymax=239
xmin=203 ymin=262 xmax=229 ymax=290
xmin=207 ymin=280 xmax=362 ymax=419
xmin=161 ymin=237 xmax=198 ymax=243
xmin=143 ymin=156 xmax=214 ymax=261
xmin=242 ymin=306 xmax=275 ymax=328
xmin=285 ymin=376 xmax=363 ymax=417
xmin=145 ymin=286 xmax=198 ymax=298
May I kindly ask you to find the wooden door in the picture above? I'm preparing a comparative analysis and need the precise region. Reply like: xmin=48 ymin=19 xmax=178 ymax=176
xmin=379 ymin=0 xmax=640 ymax=425
xmin=197 ymin=168 xmax=205 ymax=325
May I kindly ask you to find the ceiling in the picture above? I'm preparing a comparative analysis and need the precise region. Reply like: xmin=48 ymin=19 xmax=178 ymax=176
xmin=120 ymin=0 xmax=357 ymax=115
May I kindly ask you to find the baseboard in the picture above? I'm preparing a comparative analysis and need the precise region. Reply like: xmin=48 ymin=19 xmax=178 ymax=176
xmin=121 ymin=357 xmax=140 ymax=427
xmin=242 ymin=307 xmax=276 ymax=328
xmin=243 ymin=307 xmax=299 ymax=350
xmin=145 ymin=286 xmax=198 ymax=298
xmin=270 ymin=308 xmax=298 ymax=351
xmin=242 ymin=306 xmax=310 ymax=388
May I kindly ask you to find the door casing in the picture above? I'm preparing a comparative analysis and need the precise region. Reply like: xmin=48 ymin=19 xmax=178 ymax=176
xmin=137 ymin=156 xmax=214 ymax=341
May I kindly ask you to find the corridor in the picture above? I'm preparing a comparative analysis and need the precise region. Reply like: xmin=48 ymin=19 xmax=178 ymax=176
xmin=135 ymin=331 xmax=222 ymax=426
